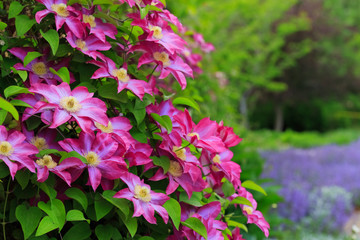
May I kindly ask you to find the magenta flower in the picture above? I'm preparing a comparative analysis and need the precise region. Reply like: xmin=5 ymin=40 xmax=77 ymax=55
xmin=9 ymin=47 xmax=75 ymax=86
xmin=16 ymin=93 xmax=53 ymax=124
xmin=0 ymin=126 xmax=38 ymax=178
xmin=35 ymin=154 xmax=83 ymax=185
xmin=216 ymin=121 xmax=242 ymax=148
xmin=90 ymin=57 xmax=152 ymax=99
xmin=59 ymin=132 xmax=127 ymax=191
xmin=174 ymin=110 xmax=226 ymax=153
xmin=29 ymin=82 xmax=109 ymax=132
xmin=150 ymin=159 xmax=206 ymax=198
xmin=75 ymin=6 xmax=117 ymax=43
xmin=114 ymin=172 xmax=169 ymax=224
xmin=228 ymin=228 xmax=246 ymax=240
xmin=137 ymin=43 xmax=193 ymax=90
xmin=130 ymin=13 xmax=186 ymax=54
xmin=66 ymin=32 xmax=111 ymax=59
xmin=200 ymin=149 xmax=241 ymax=189
xmin=91 ymin=116 xmax=135 ymax=150
xmin=35 ymin=0 xmax=85 ymax=38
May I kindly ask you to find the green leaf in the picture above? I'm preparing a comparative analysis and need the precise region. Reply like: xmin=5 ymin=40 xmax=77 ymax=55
xmin=39 ymin=182 xmax=57 ymax=200
xmin=10 ymin=99 xmax=32 ymax=108
xmin=227 ymin=220 xmax=248 ymax=232
xmin=102 ymin=190 xmax=129 ymax=217
xmin=118 ymin=211 xmax=137 ymax=237
xmin=4 ymin=86 xmax=31 ymax=98
xmin=150 ymin=113 xmax=172 ymax=134
xmin=139 ymin=237 xmax=155 ymax=240
xmin=59 ymin=151 xmax=87 ymax=164
xmin=98 ymin=84 xmax=128 ymax=102
xmin=241 ymin=180 xmax=267 ymax=196
xmin=65 ymin=188 xmax=88 ymax=211
xmin=63 ymin=222 xmax=91 ymax=240
xmin=0 ymin=110 xmax=7 ymax=125
xmin=15 ymin=170 xmax=31 ymax=190
xmin=93 ymin=0 xmax=113 ymax=4
xmin=94 ymin=193 xmax=113 ymax=221
xmin=182 ymin=217 xmax=207 ymax=239
xmin=151 ymin=156 xmax=170 ymax=174
xmin=49 ymin=67 xmax=70 ymax=84
xmin=36 ymin=216 xmax=58 ymax=236
xmin=0 ymin=21 xmax=7 ymax=30
xmin=17 ymin=70 xmax=28 ymax=81
xmin=163 ymin=198 xmax=181 ymax=230
xmin=222 ymin=180 xmax=235 ymax=197
xmin=16 ymin=204 xmax=43 ymax=239
xmin=8 ymin=1 xmax=24 ymax=19
xmin=95 ymin=224 xmax=114 ymax=240
xmin=40 ymin=29 xmax=59 ymax=55
xmin=36 ymin=149 xmax=61 ymax=158
xmin=0 ymin=97 xmax=19 ymax=120
xmin=173 ymin=97 xmax=200 ymax=112
xmin=230 ymin=197 xmax=253 ymax=207
xmin=66 ymin=210 xmax=89 ymax=223
xmin=158 ymin=0 xmax=166 ymax=7
xmin=179 ymin=191 xmax=203 ymax=206
xmin=15 ymin=15 xmax=36 ymax=36
xmin=23 ymin=51 xmax=42 ymax=67
xmin=139 ymin=4 xmax=150 ymax=19
xmin=38 ymin=199 xmax=66 ymax=231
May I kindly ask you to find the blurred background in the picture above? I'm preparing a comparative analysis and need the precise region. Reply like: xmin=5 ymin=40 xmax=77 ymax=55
xmin=168 ymin=0 xmax=360 ymax=239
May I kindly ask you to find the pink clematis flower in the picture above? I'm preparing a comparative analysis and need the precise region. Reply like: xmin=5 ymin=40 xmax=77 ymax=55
xmin=114 ymin=172 xmax=169 ymax=224
xmin=136 ymin=42 xmax=193 ymax=90
xmin=9 ymin=47 xmax=75 ymax=86
xmin=228 ymin=228 xmax=246 ymax=240
xmin=35 ymin=0 xmax=85 ymax=38
xmin=200 ymin=149 xmax=241 ymax=189
xmin=90 ymin=57 xmax=152 ymax=99
xmin=74 ymin=5 xmax=117 ymax=43
xmin=174 ymin=110 xmax=226 ymax=153
xmin=230 ymin=187 xmax=270 ymax=237
xmin=29 ymin=82 xmax=109 ymax=133
xmin=0 ymin=126 xmax=38 ymax=178
xmin=150 ymin=157 xmax=206 ymax=198
xmin=34 ymin=154 xmax=83 ymax=185
xmin=59 ymin=132 xmax=127 ymax=191
xmin=91 ymin=116 xmax=135 ymax=150
xmin=130 ymin=13 xmax=186 ymax=54
xmin=66 ymin=32 xmax=111 ymax=59
xmin=16 ymin=93 xmax=53 ymax=124
xmin=216 ymin=121 xmax=242 ymax=148
xmin=22 ymin=126 xmax=61 ymax=151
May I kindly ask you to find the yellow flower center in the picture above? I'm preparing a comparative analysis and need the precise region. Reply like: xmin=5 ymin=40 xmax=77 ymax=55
xmin=134 ymin=184 xmax=151 ymax=202
xmin=0 ymin=141 xmax=13 ymax=157
xmin=243 ymin=206 xmax=253 ymax=215
xmin=149 ymin=25 xmax=163 ymax=39
xmin=172 ymin=146 xmax=186 ymax=161
xmin=211 ymin=165 xmax=220 ymax=172
xmin=51 ymin=4 xmax=69 ymax=18
xmin=83 ymin=15 xmax=96 ymax=28
xmin=75 ymin=39 xmax=88 ymax=51
xmin=188 ymin=132 xmax=200 ymax=140
xmin=153 ymin=52 xmax=171 ymax=67
xmin=31 ymin=137 xmax=48 ymax=151
xmin=36 ymin=155 xmax=58 ymax=169
xmin=168 ymin=161 xmax=183 ymax=177
xmin=95 ymin=121 xmax=113 ymax=133
xmin=31 ymin=62 xmax=47 ymax=76
xmin=212 ymin=154 xmax=221 ymax=164
xmin=59 ymin=96 xmax=82 ymax=113
xmin=85 ymin=151 xmax=100 ymax=166
xmin=112 ymin=68 xmax=130 ymax=83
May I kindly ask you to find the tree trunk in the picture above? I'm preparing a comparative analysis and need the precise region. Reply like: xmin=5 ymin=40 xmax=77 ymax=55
xmin=274 ymin=103 xmax=284 ymax=131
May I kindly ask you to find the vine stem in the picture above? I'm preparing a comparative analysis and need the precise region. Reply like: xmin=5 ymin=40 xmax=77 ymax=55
xmin=2 ymin=176 xmax=11 ymax=240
